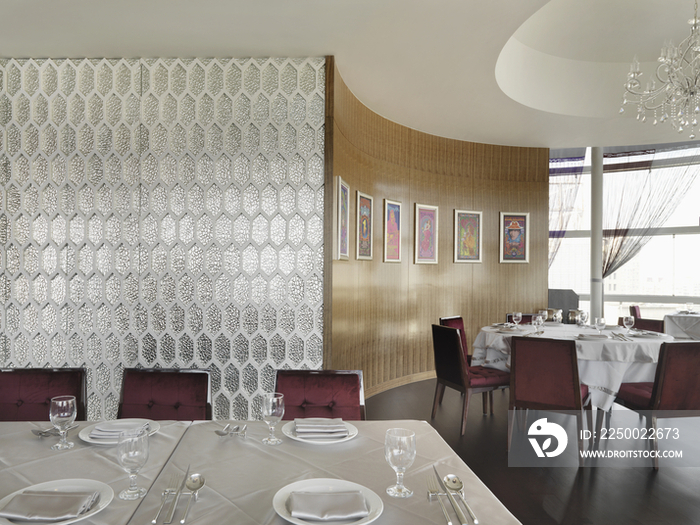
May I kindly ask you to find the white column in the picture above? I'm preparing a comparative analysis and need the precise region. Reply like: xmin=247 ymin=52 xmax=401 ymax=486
xmin=590 ymin=146 xmax=604 ymax=319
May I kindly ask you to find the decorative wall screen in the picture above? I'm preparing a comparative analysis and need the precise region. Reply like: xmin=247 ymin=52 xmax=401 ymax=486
xmin=0 ymin=57 xmax=326 ymax=420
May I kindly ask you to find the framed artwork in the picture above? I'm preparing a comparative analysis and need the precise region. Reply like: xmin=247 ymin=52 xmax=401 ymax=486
xmin=335 ymin=177 xmax=350 ymax=260
xmin=500 ymin=212 xmax=529 ymax=263
xmin=415 ymin=203 xmax=439 ymax=264
xmin=383 ymin=199 xmax=402 ymax=262
xmin=356 ymin=191 xmax=373 ymax=260
xmin=454 ymin=210 xmax=482 ymax=263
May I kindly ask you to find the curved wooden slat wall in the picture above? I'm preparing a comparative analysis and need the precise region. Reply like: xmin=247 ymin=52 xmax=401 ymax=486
xmin=324 ymin=58 xmax=550 ymax=397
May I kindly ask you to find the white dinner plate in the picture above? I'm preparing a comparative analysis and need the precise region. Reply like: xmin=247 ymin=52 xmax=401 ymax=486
xmin=0 ymin=479 xmax=113 ymax=525
xmin=79 ymin=419 xmax=160 ymax=445
xmin=273 ymin=478 xmax=383 ymax=525
xmin=629 ymin=331 xmax=668 ymax=339
xmin=282 ymin=421 xmax=359 ymax=445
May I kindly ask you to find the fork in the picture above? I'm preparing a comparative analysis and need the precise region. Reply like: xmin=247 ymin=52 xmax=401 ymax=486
xmin=152 ymin=474 xmax=179 ymax=524
xmin=427 ymin=475 xmax=453 ymax=525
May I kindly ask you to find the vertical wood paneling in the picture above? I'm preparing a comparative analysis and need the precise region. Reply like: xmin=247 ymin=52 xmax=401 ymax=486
xmin=328 ymin=64 xmax=550 ymax=396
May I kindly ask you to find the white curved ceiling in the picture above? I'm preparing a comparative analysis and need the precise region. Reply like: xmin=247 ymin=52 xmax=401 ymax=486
xmin=0 ymin=0 xmax=695 ymax=149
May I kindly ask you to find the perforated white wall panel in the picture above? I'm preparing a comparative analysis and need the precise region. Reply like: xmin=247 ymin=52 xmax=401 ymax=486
xmin=0 ymin=58 xmax=326 ymax=420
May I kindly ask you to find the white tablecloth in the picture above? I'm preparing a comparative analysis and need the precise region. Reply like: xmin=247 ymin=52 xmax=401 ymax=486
xmin=664 ymin=312 xmax=700 ymax=340
xmin=0 ymin=420 xmax=521 ymax=525
xmin=472 ymin=324 xmax=674 ymax=410
xmin=129 ymin=420 xmax=522 ymax=525
xmin=0 ymin=420 xmax=190 ymax=525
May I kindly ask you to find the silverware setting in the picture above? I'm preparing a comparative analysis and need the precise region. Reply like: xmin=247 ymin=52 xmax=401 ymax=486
xmin=427 ymin=475 xmax=452 ymax=525
xmin=152 ymin=474 xmax=180 ymax=524
xmin=612 ymin=332 xmax=632 ymax=342
xmin=214 ymin=423 xmax=247 ymax=438
xmin=164 ymin=465 xmax=190 ymax=524
xmin=432 ymin=465 xmax=476 ymax=525
xmin=31 ymin=423 xmax=79 ymax=437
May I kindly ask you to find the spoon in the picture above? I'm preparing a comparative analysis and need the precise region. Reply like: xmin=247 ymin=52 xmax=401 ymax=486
xmin=179 ymin=473 xmax=205 ymax=524
xmin=214 ymin=424 xmax=238 ymax=436
xmin=32 ymin=423 xmax=79 ymax=437
xmin=443 ymin=474 xmax=479 ymax=525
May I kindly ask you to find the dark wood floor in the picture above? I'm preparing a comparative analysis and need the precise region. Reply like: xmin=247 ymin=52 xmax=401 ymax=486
xmin=365 ymin=379 xmax=700 ymax=525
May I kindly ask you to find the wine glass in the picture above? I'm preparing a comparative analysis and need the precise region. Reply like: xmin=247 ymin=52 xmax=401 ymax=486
xmin=262 ymin=392 xmax=285 ymax=446
xmin=622 ymin=315 xmax=635 ymax=333
xmin=594 ymin=317 xmax=606 ymax=335
xmin=117 ymin=428 xmax=150 ymax=500
xmin=538 ymin=310 xmax=549 ymax=322
xmin=385 ymin=428 xmax=416 ymax=498
xmin=533 ymin=314 xmax=544 ymax=335
xmin=511 ymin=312 xmax=522 ymax=329
xmin=49 ymin=395 xmax=77 ymax=451
xmin=686 ymin=303 xmax=694 ymax=314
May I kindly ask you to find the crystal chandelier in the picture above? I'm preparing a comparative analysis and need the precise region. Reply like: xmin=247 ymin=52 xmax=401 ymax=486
xmin=621 ymin=0 xmax=700 ymax=139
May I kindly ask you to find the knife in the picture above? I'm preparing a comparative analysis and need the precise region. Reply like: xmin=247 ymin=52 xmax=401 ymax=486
xmin=433 ymin=465 xmax=469 ymax=525
xmin=164 ymin=464 xmax=190 ymax=524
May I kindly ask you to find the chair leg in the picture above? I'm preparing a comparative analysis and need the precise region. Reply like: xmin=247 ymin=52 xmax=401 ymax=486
xmin=576 ymin=410 xmax=585 ymax=467
xmin=595 ymin=407 xmax=606 ymax=447
xmin=461 ymin=390 xmax=471 ymax=436
xmin=507 ymin=406 xmax=515 ymax=451
xmin=432 ymin=382 xmax=445 ymax=419
xmin=481 ymin=392 xmax=488 ymax=415
xmin=651 ymin=415 xmax=659 ymax=471
xmin=489 ymin=390 xmax=495 ymax=415
xmin=585 ymin=404 xmax=593 ymax=449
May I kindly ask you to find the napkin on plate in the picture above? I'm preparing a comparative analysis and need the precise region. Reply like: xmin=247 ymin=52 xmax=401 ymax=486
xmin=287 ymin=491 xmax=368 ymax=521
xmin=0 ymin=490 xmax=100 ymax=522
xmin=294 ymin=418 xmax=349 ymax=439
xmin=88 ymin=421 xmax=149 ymax=440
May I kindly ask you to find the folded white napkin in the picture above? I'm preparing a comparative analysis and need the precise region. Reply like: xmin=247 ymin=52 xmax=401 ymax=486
xmin=287 ymin=491 xmax=368 ymax=521
xmin=0 ymin=490 xmax=100 ymax=522
xmin=88 ymin=421 xmax=149 ymax=440
xmin=294 ymin=418 xmax=349 ymax=439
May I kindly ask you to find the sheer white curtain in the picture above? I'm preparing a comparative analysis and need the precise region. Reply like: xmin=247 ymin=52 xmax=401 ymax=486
xmin=602 ymin=146 xmax=700 ymax=277
xmin=548 ymin=156 xmax=585 ymax=267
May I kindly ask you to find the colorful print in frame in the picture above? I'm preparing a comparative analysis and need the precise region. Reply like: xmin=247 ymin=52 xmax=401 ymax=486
xmin=415 ymin=203 xmax=438 ymax=264
xmin=356 ymin=191 xmax=373 ymax=260
xmin=500 ymin=212 xmax=529 ymax=263
xmin=454 ymin=210 xmax=482 ymax=263
xmin=383 ymin=199 xmax=402 ymax=262
xmin=336 ymin=177 xmax=349 ymax=260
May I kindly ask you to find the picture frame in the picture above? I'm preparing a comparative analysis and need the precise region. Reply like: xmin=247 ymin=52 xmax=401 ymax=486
xmin=356 ymin=191 xmax=373 ymax=260
xmin=383 ymin=199 xmax=402 ymax=262
xmin=500 ymin=212 xmax=529 ymax=263
xmin=415 ymin=203 xmax=439 ymax=264
xmin=454 ymin=210 xmax=482 ymax=263
xmin=335 ymin=176 xmax=350 ymax=260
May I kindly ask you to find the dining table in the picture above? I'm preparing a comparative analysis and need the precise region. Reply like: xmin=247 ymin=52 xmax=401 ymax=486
xmin=663 ymin=311 xmax=700 ymax=340
xmin=471 ymin=322 xmax=676 ymax=411
xmin=0 ymin=419 xmax=522 ymax=525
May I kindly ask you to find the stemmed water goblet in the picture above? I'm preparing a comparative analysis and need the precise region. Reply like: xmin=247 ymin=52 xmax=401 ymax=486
xmin=117 ymin=428 xmax=150 ymax=500
xmin=511 ymin=312 xmax=522 ymax=329
xmin=622 ymin=315 xmax=635 ymax=333
xmin=538 ymin=309 xmax=549 ymax=322
xmin=385 ymin=428 xmax=416 ymax=498
xmin=262 ymin=392 xmax=285 ymax=446
xmin=533 ymin=314 xmax=545 ymax=335
xmin=49 ymin=395 xmax=77 ymax=451
xmin=594 ymin=317 xmax=606 ymax=335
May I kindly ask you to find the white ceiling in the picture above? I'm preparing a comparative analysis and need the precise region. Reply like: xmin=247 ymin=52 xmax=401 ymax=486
xmin=1 ymin=0 xmax=697 ymax=149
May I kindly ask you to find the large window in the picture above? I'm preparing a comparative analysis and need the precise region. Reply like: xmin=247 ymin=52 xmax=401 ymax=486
xmin=549 ymin=146 xmax=700 ymax=320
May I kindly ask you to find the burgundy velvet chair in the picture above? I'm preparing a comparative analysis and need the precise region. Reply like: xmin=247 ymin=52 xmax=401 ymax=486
xmin=0 ymin=368 xmax=86 ymax=421
xmin=118 ymin=368 xmax=211 ymax=420
xmin=506 ymin=313 xmax=534 ymax=325
xmin=431 ymin=324 xmax=510 ymax=435
xmin=275 ymin=370 xmax=365 ymax=420
xmin=630 ymin=305 xmax=642 ymax=318
xmin=439 ymin=316 xmax=472 ymax=365
xmin=614 ymin=342 xmax=700 ymax=469
xmin=508 ymin=337 xmax=592 ymax=466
